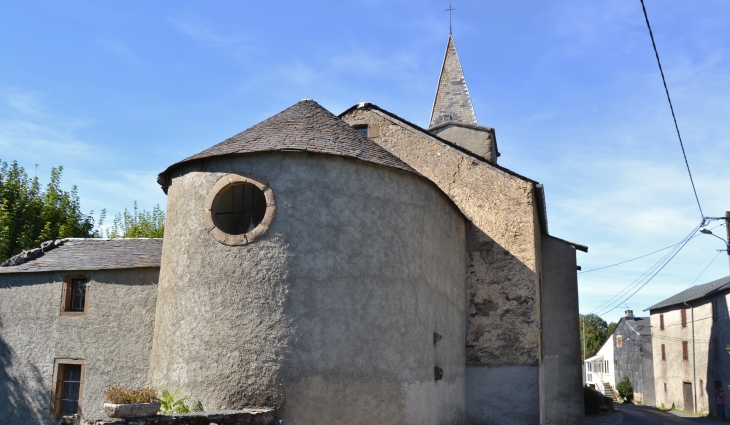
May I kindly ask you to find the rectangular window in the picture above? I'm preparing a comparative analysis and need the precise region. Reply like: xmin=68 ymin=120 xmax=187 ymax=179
xmin=605 ymin=360 xmax=609 ymax=374
xmin=701 ymin=380 xmax=704 ymax=396
xmin=51 ymin=359 xmax=85 ymax=417
xmin=664 ymin=382 xmax=667 ymax=392
xmin=61 ymin=275 xmax=89 ymax=316
xmin=617 ymin=335 xmax=623 ymax=348
xmin=713 ymin=299 xmax=719 ymax=322
xmin=661 ymin=344 xmax=666 ymax=361
xmin=660 ymin=313 xmax=664 ymax=330
xmin=683 ymin=341 xmax=689 ymax=360
xmin=681 ymin=309 xmax=687 ymax=328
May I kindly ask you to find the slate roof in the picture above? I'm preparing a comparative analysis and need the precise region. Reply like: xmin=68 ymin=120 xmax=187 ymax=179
xmin=430 ymin=35 xmax=478 ymax=128
xmin=0 ymin=238 xmax=163 ymax=273
xmin=157 ymin=99 xmax=417 ymax=192
xmin=624 ymin=317 xmax=651 ymax=336
xmin=645 ymin=275 xmax=730 ymax=311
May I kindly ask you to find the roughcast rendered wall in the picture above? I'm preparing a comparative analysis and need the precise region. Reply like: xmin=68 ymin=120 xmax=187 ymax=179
xmin=151 ymin=152 xmax=467 ymax=425
xmin=342 ymin=108 xmax=542 ymax=424
xmin=0 ymin=268 xmax=159 ymax=424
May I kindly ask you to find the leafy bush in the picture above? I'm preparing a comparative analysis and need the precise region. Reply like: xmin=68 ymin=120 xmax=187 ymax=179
xmin=104 ymin=386 xmax=158 ymax=404
xmin=617 ymin=376 xmax=634 ymax=402
xmin=584 ymin=386 xmax=605 ymax=415
xmin=159 ymin=388 xmax=204 ymax=414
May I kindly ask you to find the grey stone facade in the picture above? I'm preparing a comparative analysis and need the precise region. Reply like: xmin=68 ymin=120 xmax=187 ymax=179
xmin=612 ymin=311 xmax=654 ymax=406
xmin=649 ymin=275 xmax=730 ymax=415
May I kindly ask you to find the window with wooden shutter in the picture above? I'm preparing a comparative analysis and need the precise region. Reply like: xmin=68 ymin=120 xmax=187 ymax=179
xmin=681 ymin=309 xmax=687 ymax=328
xmin=682 ymin=341 xmax=689 ymax=360
xmin=660 ymin=313 xmax=664 ymax=330
xmin=713 ymin=299 xmax=719 ymax=322
xmin=661 ymin=344 xmax=666 ymax=361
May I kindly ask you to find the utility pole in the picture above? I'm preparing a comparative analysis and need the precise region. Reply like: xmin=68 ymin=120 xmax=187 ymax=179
xmin=582 ymin=316 xmax=587 ymax=363
xmin=726 ymin=211 xmax=730 ymax=273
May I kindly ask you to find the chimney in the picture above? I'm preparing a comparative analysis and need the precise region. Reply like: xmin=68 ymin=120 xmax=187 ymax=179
xmin=625 ymin=310 xmax=634 ymax=319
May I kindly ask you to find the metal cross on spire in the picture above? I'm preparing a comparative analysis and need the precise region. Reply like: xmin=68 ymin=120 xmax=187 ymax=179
xmin=445 ymin=1 xmax=455 ymax=34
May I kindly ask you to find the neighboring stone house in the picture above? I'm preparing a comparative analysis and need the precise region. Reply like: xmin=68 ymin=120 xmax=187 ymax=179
xmin=647 ymin=275 xmax=730 ymax=416
xmin=613 ymin=310 xmax=654 ymax=405
xmin=0 ymin=34 xmax=585 ymax=425
xmin=0 ymin=238 xmax=161 ymax=423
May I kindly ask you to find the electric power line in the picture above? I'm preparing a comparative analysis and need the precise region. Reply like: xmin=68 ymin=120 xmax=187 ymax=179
xmin=588 ymin=224 xmax=699 ymax=314
xmin=639 ymin=0 xmax=704 ymax=220
xmin=580 ymin=223 xmax=725 ymax=275
xmin=688 ymin=251 xmax=722 ymax=287
xmin=593 ymin=223 xmax=701 ymax=316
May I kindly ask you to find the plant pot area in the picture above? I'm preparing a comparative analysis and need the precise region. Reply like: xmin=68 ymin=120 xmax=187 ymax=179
xmin=81 ymin=409 xmax=277 ymax=425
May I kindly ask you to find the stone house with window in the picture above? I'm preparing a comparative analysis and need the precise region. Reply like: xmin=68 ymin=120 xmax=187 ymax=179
xmin=647 ymin=275 xmax=730 ymax=416
xmin=613 ymin=310 xmax=654 ymax=405
xmin=0 ymin=34 xmax=585 ymax=425
xmin=0 ymin=238 xmax=161 ymax=423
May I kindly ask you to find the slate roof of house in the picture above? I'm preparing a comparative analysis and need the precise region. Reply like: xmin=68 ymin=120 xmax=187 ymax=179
xmin=429 ymin=34 xmax=478 ymax=128
xmin=0 ymin=238 xmax=163 ymax=273
xmin=157 ymin=99 xmax=417 ymax=192
xmin=624 ymin=317 xmax=651 ymax=336
xmin=645 ymin=275 xmax=730 ymax=311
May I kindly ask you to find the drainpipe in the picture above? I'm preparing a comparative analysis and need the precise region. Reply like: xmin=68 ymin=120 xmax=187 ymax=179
xmin=685 ymin=301 xmax=697 ymax=413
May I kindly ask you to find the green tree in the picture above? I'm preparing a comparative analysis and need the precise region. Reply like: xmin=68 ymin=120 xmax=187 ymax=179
xmin=579 ymin=313 xmax=617 ymax=359
xmin=616 ymin=376 xmax=634 ymax=402
xmin=106 ymin=201 xmax=164 ymax=238
xmin=0 ymin=159 xmax=102 ymax=260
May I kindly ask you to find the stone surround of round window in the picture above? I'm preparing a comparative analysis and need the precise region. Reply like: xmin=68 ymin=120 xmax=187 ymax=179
xmin=204 ymin=174 xmax=275 ymax=245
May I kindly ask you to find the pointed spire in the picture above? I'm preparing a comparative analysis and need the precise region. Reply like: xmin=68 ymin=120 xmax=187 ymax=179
xmin=429 ymin=34 xmax=478 ymax=128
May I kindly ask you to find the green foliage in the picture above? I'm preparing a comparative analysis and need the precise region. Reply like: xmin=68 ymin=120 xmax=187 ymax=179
xmin=104 ymin=386 xmax=158 ymax=404
xmin=617 ymin=376 xmax=634 ymax=402
xmin=579 ymin=314 xmax=618 ymax=359
xmin=0 ymin=159 xmax=103 ymax=260
xmin=106 ymin=201 xmax=164 ymax=238
xmin=158 ymin=388 xmax=203 ymax=414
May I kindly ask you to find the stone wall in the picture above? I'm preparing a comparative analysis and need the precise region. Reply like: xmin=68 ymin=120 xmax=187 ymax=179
xmin=342 ymin=107 xmax=541 ymax=366
xmin=0 ymin=268 xmax=159 ymax=424
xmin=652 ymin=292 xmax=730 ymax=415
xmin=151 ymin=152 xmax=467 ymax=425
xmin=342 ymin=106 xmax=543 ymax=424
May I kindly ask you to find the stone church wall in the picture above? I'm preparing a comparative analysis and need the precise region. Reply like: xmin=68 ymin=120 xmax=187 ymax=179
xmin=0 ymin=268 xmax=159 ymax=424
xmin=342 ymin=107 xmax=543 ymax=424
xmin=152 ymin=152 xmax=467 ymax=425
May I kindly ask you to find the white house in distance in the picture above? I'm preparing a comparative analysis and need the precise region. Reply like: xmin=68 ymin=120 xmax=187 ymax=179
xmin=585 ymin=334 xmax=617 ymax=400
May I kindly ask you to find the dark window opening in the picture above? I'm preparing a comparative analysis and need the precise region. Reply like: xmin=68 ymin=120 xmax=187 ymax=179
xmin=214 ymin=183 xmax=266 ymax=235
xmin=660 ymin=313 xmax=664 ymax=330
xmin=353 ymin=125 xmax=368 ymax=137
xmin=682 ymin=341 xmax=689 ymax=360
xmin=60 ymin=365 xmax=82 ymax=415
xmin=661 ymin=344 xmax=666 ymax=361
xmin=713 ymin=299 xmax=719 ymax=322
xmin=69 ymin=280 xmax=86 ymax=312
xmin=714 ymin=337 xmax=720 ymax=361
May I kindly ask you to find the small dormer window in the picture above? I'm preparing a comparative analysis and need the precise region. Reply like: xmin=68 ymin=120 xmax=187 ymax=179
xmin=442 ymin=114 xmax=452 ymax=122
xmin=354 ymin=125 xmax=368 ymax=137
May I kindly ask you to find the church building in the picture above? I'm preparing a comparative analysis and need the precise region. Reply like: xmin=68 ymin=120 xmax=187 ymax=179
xmin=0 ymin=35 xmax=584 ymax=425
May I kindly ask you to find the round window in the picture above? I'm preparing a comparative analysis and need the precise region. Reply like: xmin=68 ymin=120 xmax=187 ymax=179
xmin=214 ymin=183 xmax=266 ymax=235
xmin=204 ymin=174 xmax=275 ymax=245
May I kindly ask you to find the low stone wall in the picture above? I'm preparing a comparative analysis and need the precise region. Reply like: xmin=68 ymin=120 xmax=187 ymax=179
xmin=81 ymin=410 xmax=276 ymax=425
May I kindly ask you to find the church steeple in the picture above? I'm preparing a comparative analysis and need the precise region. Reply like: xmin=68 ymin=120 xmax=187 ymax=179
xmin=429 ymin=34 xmax=478 ymax=128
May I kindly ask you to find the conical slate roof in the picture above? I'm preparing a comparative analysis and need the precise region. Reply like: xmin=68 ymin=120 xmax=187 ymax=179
xmin=429 ymin=35 xmax=478 ymax=128
xmin=158 ymin=99 xmax=416 ymax=190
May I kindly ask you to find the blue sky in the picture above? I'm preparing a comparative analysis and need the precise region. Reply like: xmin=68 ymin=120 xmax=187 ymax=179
xmin=1 ymin=1 xmax=729 ymax=322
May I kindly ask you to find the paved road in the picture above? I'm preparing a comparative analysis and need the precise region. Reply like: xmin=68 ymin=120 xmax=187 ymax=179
xmin=587 ymin=404 xmax=723 ymax=425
